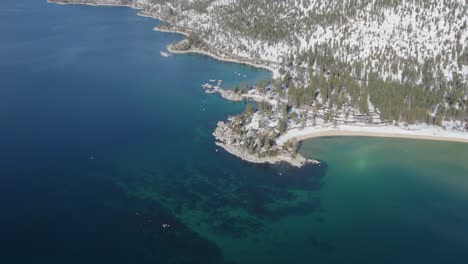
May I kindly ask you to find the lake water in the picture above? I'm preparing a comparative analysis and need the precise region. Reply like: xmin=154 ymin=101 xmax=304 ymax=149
xmin=1 ymin=1 xmax=467 ymax=263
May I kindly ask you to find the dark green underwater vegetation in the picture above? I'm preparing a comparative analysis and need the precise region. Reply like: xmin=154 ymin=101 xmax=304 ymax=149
xmin=1 ymin=1 xmax=467 ymax=264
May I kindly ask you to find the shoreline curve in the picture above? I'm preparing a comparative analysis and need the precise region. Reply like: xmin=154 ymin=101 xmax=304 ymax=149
xmin=277 ymin=126 xmax=468 ymax=146
xmin=48 ymin=0 xmax=468 ymax=166
xmin=48 ymin=1 xmax=278 ymax=78
xmin=156 ymin=28 xmax=279 ymax=78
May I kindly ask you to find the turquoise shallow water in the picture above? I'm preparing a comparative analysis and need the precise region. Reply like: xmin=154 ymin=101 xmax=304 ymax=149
xmin=298 ymin=137 xmax=468 ymax=263
xmin=1 ymin=1 xmax=468 ymax=263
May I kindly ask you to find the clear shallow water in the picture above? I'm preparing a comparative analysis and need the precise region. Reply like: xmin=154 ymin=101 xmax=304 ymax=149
xmin=1 ymin=1 xmax=467 ymax=263
xmin=299 ymin=137 xmax=468 ymax=263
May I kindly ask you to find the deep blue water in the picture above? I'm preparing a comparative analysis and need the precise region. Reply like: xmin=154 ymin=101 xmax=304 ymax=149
xmin=2 ymin=1 xmax=468 ymax=264
xmin=0 ymin=1 xmax=323 ymax=263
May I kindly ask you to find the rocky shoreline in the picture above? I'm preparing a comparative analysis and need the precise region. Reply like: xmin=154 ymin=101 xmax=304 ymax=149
xmin=49 ymin=0 xmax=280 ymax=77
xmin=201 ymin=81 xmax=318 ymax=167
xmin=164 ymin=31 xmax=279 ymax=78
xmin=214 ymin=121 xmax=317 ymax=168
xmin=47 ymin=0 xmax=312 ymax=168
xmin=201 ymin=83 xmax=244 ymax=102
xmin=48 ymin=0 xmax=467 ymax=169
xmin=48 ymin=0 xmax=135 ymax=6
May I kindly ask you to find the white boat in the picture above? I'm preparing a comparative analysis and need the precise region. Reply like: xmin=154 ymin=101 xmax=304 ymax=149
xmin=160 ymin=51 xmax=171 ymax=57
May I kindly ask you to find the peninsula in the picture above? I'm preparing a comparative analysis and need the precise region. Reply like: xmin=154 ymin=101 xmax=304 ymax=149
xmin=49 ymin=0 xmax=468 ymax=167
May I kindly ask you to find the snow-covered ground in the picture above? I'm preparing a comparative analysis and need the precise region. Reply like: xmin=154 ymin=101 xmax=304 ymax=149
xmin=49 ymin=0 xmax=468 ymax=168
xmin=167 ymin=0 xmax=467 ymax=83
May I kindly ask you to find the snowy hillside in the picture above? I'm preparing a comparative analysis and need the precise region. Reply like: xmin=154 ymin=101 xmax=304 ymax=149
xmin=49 ymin=0 xmax=468 ymax=166
xmin=143 ymin=0 xmax=467 ymax=83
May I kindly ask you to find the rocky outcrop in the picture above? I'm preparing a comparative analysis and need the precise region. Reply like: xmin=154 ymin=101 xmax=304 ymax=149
xmin=49 ymin=0 xmax=321 ymax=168
xmin=202 ymin=83 xmax=244 ymax=101
xmin=219 ymin=90 xmax=243 ymax=102
xmin=213 ymin=121 xmax=317 ymax=168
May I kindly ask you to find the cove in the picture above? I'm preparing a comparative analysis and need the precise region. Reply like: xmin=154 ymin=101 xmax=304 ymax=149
xmin=1 ymin=1 xmax=467 ymax=264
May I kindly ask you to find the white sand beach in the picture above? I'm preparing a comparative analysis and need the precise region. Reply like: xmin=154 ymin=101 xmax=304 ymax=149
xmin=276 ymin=124 xmax=468 ymax=145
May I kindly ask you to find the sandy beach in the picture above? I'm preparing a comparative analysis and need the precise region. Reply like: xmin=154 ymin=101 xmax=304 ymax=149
xmin=276 ymin=125 xmax=468 ymax=145
xmin=48 ymin=0 xmax=468 ymax=149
